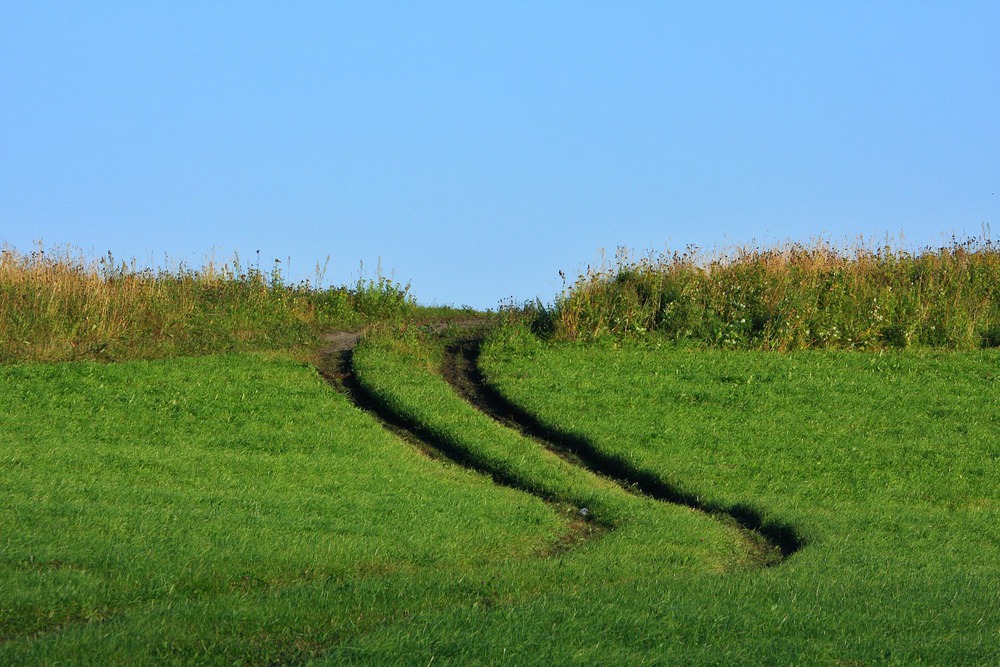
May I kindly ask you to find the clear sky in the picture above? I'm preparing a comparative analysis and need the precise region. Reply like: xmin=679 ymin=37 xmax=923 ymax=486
xmin=2 ymin=1 xmax=998 ymax=309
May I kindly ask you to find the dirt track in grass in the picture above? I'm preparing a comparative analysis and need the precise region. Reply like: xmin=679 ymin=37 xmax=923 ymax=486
xmin=315 ymin=323 xmax=600 ymax=555
xmin=316 ymin=324 xmax=801 ymax=566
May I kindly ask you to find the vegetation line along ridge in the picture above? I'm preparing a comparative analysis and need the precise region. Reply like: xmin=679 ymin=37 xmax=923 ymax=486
xmin=442 ymin=335 xmax=803 ymax=563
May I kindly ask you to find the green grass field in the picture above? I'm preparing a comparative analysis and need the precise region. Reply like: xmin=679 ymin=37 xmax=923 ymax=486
xmin=0 ymin=353 xmax=568 ymax=664
xmin=2 ymin=242 xmax=998 ymax=663
xmin=4 ymin=332 xmax=996 ymax=664
xmin=475 ymin=330 xmax=1000 ymax=663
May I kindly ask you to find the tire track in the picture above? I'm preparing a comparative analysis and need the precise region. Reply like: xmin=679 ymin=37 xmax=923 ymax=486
xmin=441 ymin=334 xmax=802 ymax=564
xmin=319 ymin=327 xmax=801 ymax=566
xmin=316 ymin=329 xmax=602 ymax=555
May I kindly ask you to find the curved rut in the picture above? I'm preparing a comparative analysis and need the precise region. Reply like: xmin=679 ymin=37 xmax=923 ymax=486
xmin=318 ymin=328 xmax=801 ymax=567
xmin=443 ymin=335 xmax=802 ymax=561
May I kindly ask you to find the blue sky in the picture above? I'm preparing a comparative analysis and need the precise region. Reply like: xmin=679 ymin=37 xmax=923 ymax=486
xmin=2 ymin=1 xmax=998 ymax=309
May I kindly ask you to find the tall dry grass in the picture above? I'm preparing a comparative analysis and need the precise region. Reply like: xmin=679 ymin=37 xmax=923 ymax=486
xmin=543 ymin=237 xmax=1000 ymax=350
xmin=0 ymin=245 xmax=415 ymax=362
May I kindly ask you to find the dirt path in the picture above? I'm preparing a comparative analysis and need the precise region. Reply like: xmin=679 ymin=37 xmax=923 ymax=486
xmin=316 ymin=324 xmax=602 ymax=554
xmin=317 ymin=325 xmax=800 ymax=566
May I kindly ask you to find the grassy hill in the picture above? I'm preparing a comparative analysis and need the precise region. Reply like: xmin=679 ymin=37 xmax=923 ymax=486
xmin=1 ymin=241 xmax=997 ymax=663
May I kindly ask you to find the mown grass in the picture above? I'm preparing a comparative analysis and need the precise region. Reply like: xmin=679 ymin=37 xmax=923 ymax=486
xmin=461 ymin=329 xmax=999 ymax=664
xmin=539 ymin=237 xmax=1000 ymax=349
xmin=0 ymin=353 xmax=567 ymax=664
xmin=0 ymin=244 xmax=459 ymax=363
